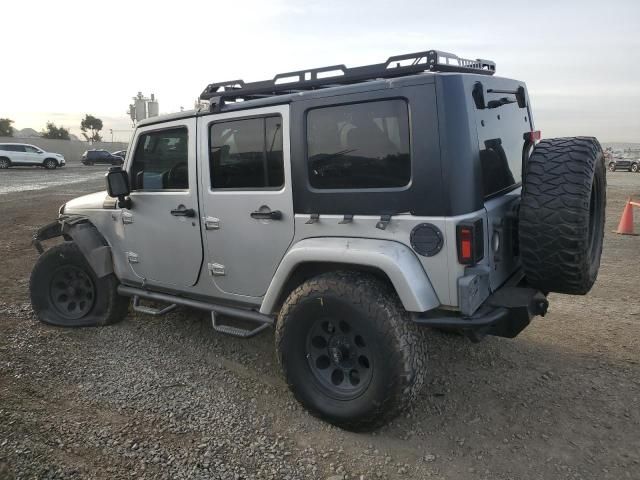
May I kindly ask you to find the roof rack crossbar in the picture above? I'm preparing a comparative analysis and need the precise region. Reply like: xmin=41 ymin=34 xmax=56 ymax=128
xmin=200 ymin=50 xmax=496 ymax=108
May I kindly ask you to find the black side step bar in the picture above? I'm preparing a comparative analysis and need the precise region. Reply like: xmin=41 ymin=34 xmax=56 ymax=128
xmin=118 ymin=285 xmax=273 ymax=338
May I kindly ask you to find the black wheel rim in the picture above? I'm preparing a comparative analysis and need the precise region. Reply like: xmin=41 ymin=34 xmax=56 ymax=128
xmin=49 ymin=266 xmax=96 ymax=320
xmin=305 ymin=316 xmax=373 ymax=400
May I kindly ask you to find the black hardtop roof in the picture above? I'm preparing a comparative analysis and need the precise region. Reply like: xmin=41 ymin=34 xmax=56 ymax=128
xmin=200 ymin=50 xmax=494 ymax=109
xmin=137 ymin=50 xmax=505 ymax=128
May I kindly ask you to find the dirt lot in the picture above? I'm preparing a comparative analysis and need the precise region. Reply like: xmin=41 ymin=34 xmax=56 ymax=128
xmin=1 ymin=170 xmax=639 ymax=480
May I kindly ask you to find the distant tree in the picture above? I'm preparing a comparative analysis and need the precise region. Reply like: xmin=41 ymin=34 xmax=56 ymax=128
xmin=41 ymin=122 xmax=70 ymax=140
xmin=0 ymin=118 xmax=14 ymax=137
xmin=80 ymin=114 xmax=103 ymax=143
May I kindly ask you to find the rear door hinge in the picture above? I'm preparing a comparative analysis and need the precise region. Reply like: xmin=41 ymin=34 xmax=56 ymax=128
xmin=208 ymin=263 xmax=225 ymax=276
xmin=204 ymin=216 xmax=220 ymax=230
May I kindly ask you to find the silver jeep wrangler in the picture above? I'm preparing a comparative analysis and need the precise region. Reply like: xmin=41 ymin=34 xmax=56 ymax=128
xmin=30 ymin=50 xmax=606 ymax=430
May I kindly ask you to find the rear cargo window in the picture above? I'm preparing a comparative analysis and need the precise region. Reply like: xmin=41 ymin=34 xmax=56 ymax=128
xmin=306 ymin=99 xmax=411 ymax=189
xmin=479 ymin=137 xmax=521 ymax=197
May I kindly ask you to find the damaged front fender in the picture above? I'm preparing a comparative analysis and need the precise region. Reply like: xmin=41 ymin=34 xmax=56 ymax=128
xmin=32 ymin=216 xmax=114 ymax=278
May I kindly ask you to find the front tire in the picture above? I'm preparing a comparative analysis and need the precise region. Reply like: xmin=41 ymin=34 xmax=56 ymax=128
xmin=30 ymin=242 xmax=129 ymax=327
xmin=43 ymin=159 xmax=58 ymax=169
xmin=275 ymin=271 xmax=426 ymax=431
xmin=608 ymin=162 xmax=615 ymax=172
xmin=632 ymin=163 xmax=639 ymax=173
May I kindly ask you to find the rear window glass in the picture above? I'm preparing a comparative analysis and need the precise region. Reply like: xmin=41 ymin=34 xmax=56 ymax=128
xmin=306 ymin=99 xmax=411 ymax=189
xmin=1 ymin=145 xmax=25 ymax=152
xmin=477 ymin=100 xmax=525 ymax=197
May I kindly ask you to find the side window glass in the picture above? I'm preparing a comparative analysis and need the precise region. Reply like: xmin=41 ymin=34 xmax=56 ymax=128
xmin=210 ymin=115 xmax=284 ymax=189
xmin=130 ymin=127 xmax=189 ymax=190
xmin=306 ymin=99 xmax=411 ymax=189
xmin=25 ymin=146 xmax=39 ymax=153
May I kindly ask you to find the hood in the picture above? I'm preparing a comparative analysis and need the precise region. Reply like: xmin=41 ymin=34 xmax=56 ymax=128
xmin=63 ymin=191 xmax=115 ymax=213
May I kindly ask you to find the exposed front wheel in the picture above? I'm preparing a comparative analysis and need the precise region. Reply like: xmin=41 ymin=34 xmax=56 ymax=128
xmin=43 ymin=159 xmax=58 ymax=169
xmin=30 ymin=242 xmax=129 ymax=327
xmin=632 ymin=163 xmax=639 ymax=173
xmin=275 ymin=271 xmax=426 ymax=431
xmin=608 ymin=162 xmax=615 ymax=172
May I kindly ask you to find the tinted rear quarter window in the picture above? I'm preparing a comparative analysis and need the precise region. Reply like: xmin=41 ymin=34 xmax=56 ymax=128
xmin=306 ymin=99 xmax=411 ymax=189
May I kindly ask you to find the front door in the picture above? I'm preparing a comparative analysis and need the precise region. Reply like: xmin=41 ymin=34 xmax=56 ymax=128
xmin=122 ymin=118 xmax=203 ymax=288
xmin=198 ymin=105 xmax=294 ymax=298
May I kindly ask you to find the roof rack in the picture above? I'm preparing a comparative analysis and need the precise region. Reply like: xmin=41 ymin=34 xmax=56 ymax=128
xmin=200 ymin=50 xmax=496 ymax=110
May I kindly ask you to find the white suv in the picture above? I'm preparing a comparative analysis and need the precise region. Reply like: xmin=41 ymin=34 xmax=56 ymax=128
xmin=0 ymin=143 xmax=66 ymax=169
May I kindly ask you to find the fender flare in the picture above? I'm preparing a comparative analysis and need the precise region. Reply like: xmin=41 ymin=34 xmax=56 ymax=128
xmin=33 ymin=216 xmax=114 ymax=278
xmin=260 ymin=237 xmax=440 ymax=314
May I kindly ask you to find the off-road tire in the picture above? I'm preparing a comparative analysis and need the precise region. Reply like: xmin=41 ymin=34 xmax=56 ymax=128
xmin=43 ymin=159 xmax=58 ymax=169
xmin=519 ymin=137 xmax=606 ymax=295
xmin=632 ymin=163 xmax=639 ymax=173
xmin=275 ymin=271 xmax=426 ymax=431
xmin=0 ymin=158 xmax=10 ymax=169
xmin=30 ymin=242 xmax=129 ymax=327
xmin=608 ymin=162 xmax=615 ymax=172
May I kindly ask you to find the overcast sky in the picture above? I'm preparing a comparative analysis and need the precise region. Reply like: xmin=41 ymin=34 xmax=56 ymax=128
xmin=2 ymin=0 xmax=639 ymax=143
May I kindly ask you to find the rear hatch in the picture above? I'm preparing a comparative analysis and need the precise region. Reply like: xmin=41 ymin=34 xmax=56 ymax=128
xmin=472 ymin=78 xmax=534 ymax=291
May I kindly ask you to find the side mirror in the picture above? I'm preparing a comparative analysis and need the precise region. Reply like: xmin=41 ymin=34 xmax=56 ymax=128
xmin=106 ymin=167 xmax=132 ymax=209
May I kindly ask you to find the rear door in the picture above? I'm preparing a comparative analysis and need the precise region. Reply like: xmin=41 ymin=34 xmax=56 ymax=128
xmin=198 ymin=105 xmax=294 ymax=298
xmin=23 ymin=145 xmax=43 ymax=165
xmin=120 ymin=118 xmax=203 ymax=288
xmin=6 ymin=145 xmax=27 ymax=163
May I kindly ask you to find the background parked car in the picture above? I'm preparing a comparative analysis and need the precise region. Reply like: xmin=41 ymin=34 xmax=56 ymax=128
xmin=608 ymin=157 xmax=639 ymax=172
xmin=0 ymin=143 xmax=66 ymax=169
xmin=81 ymin=149 xmax=125 ymax=166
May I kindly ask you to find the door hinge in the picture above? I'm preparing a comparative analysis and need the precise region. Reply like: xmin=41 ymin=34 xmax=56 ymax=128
xmin=122 ymin=212 xmax=134 ymax=224
xmin=208 ymin=262 xmax=225 ymax=276
xmin=127 ymin=251 xmax=140 ymax=264
xmin=204 ymin=216 xmax=220 ymax=230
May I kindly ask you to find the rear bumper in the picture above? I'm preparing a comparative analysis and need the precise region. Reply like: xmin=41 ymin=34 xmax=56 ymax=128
xmin=413 ymin=285 xmax=548 ymax=341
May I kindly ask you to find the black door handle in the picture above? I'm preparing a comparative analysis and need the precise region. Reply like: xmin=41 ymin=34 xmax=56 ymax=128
xmin=171 ymin=207 xmax=196 ymax=217
xmin=250 ymin=209 xmax=282 ymax=220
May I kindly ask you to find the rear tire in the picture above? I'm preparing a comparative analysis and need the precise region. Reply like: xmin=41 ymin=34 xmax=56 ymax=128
xmin=30 ymin=242 xmax=129 ymax=327
xmin=275 ymin=271 xmax=426 ymax=431
xmin=632 ymin=163 xmax=639 ymax=173
xmin=0 ymin=158 xmax=10 ymax=169
xmin=519 ymin=137 xmax=606 ymax=295
xmin=608 ymin=162 xmax=615 ymax=172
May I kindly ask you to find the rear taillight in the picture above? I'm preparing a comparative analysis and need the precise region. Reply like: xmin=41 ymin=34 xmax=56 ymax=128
xmin=526 ymin=130 xmax=541 ymax=142
xmin=456 ymin=219 xmax=484 ymax=265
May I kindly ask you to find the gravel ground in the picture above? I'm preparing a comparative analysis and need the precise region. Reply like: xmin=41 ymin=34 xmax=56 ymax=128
xmin=0 ymin=172 xmax=639 ymax=479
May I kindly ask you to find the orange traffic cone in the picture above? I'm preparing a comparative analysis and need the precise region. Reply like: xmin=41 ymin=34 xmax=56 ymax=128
xmin=615 ymin=198 xmax=637 ymax=235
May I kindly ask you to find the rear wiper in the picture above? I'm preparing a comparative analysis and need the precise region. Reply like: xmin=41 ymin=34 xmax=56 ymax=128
xmin=487 ymin=97 xmax=516 ymax=109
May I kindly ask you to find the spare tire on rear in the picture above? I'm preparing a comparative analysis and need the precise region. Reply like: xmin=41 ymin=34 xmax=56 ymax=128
xmin=519 ymin=137 xmax=606 ymax=295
